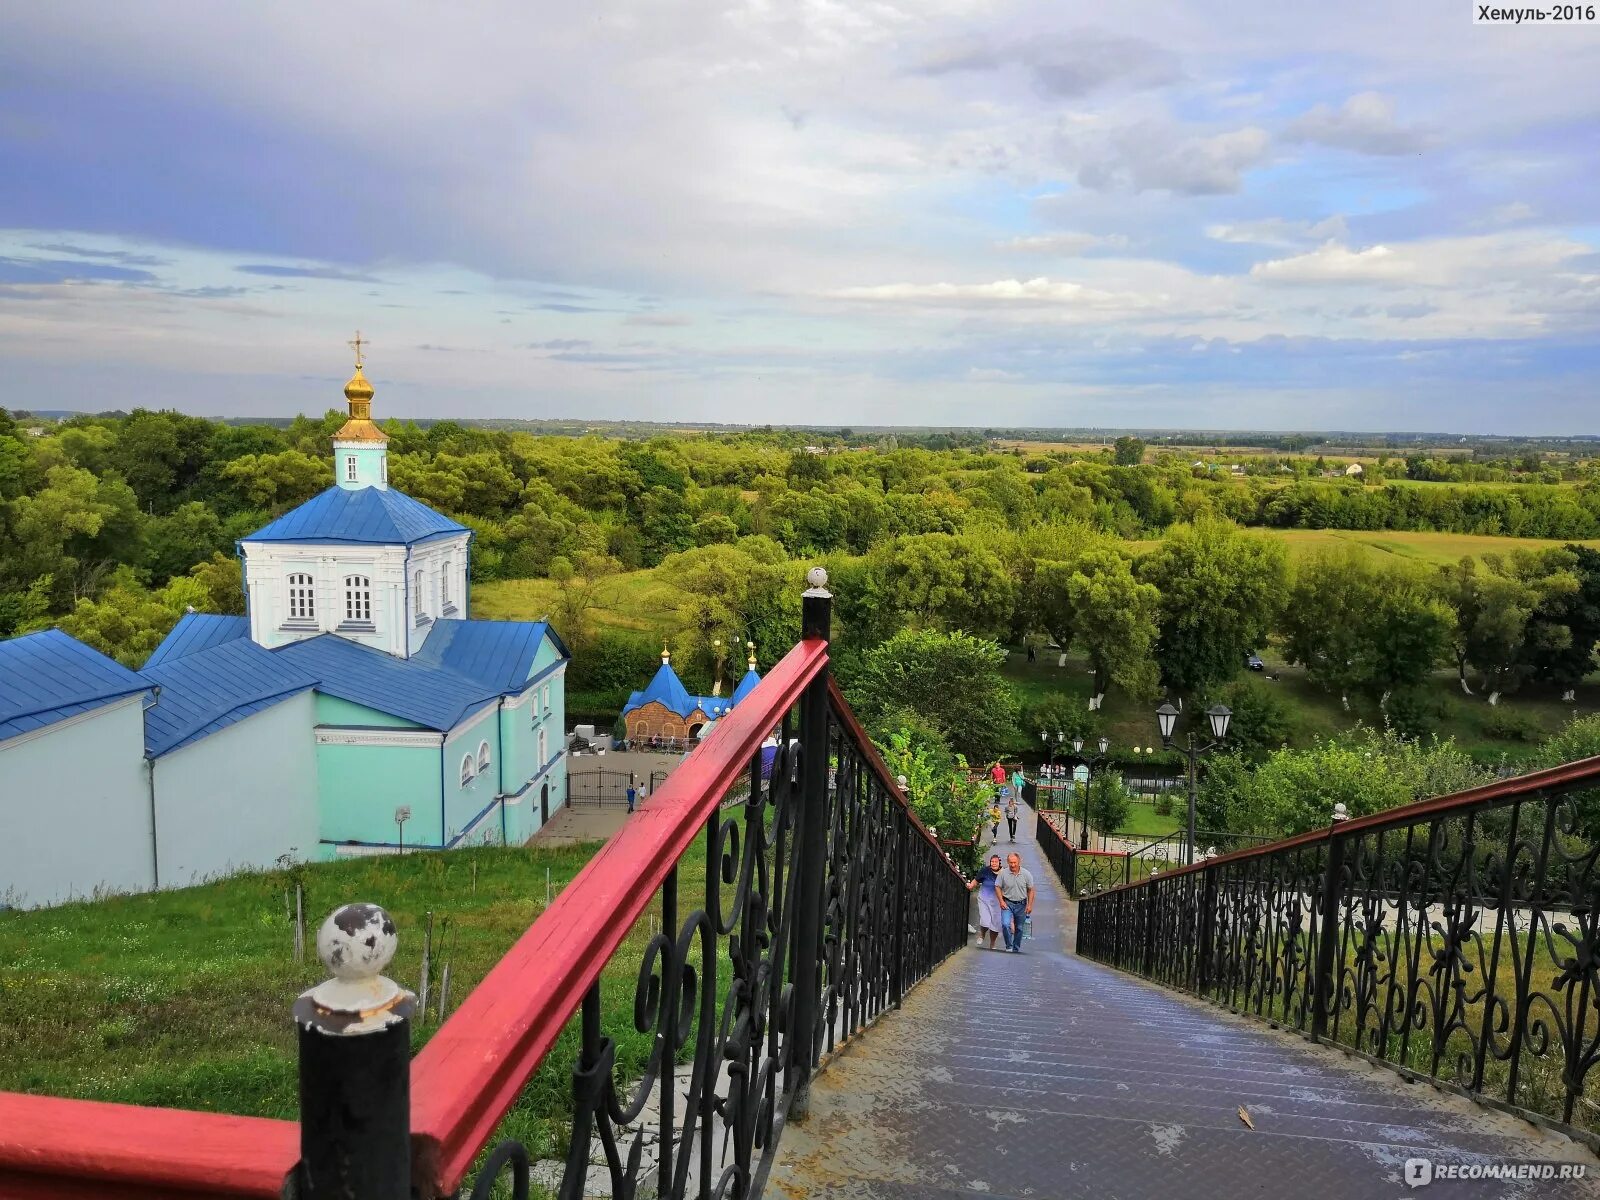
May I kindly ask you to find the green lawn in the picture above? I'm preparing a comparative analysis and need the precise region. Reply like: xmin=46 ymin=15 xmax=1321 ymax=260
xmin=1116 ymin=802 xmax=1184 ymax=840
xmin=475 ymin=570 xmax=687 ymax=631
xmin=0 ymin=843 xmax=700 ymax=1171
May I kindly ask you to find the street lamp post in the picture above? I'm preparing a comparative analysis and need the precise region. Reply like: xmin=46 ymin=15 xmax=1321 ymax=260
xmin=1156 ymin=701 xmax=1232 ymax=866
xmin=1072 ymin=734 xmax=1111 ymax=849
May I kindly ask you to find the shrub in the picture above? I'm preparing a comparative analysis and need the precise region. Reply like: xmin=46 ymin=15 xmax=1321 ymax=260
xmin=1480 ymin=706 xmax=1543 ymax=743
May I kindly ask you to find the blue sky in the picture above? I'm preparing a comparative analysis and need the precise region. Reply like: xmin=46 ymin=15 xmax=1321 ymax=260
xmin=1 ymin=2 xmax=1597 ymax=432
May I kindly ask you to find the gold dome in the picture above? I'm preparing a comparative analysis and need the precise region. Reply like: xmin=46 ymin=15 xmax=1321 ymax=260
xmin=334 ymin=356 xmax=389 ymax=444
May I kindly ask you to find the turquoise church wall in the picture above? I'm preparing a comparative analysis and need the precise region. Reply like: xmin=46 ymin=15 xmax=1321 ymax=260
xmin=0 ymin=697 xmax=152 ymax=907
xmin=334 ymin=443 xmax=388 ymax=491
xmin=152 ymin=691 xmax=318 ymax=886
xmin=315 ymin=694 xmax=422 ymax=729
xmin=443 ymin=703 xmax=503 ymax=846
xmin=315 ymin=739 xmax=443 ymax=852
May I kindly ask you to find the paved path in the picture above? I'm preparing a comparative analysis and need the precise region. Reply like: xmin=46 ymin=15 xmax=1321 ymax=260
xmin=769 ymin=804 xmax=1600 ymax=1199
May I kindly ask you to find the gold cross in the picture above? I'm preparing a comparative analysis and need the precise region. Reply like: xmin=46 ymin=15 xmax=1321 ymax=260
xmin=348 ymin=330 xmax=368 ymax=368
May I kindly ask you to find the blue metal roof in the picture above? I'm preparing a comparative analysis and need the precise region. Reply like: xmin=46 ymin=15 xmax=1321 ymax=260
xmin=144 ymin=613 xmax=250 ymax=668
xmin=140 ymin=640 xmax=319 ymax=758
xmin=732 ymin=667 xmax=762 ymax=705
xmin=0 ymin=629 xmax=150 ymax=742
xmin=414 ymin=619 xmax=566 ymax=693
xmin=621 ymin=657 xmax=738 ymax=722
xmin=240 ymin=485 xmax=468 ymax=546
xmin=273 ymin=634 xmax=500 ymax=731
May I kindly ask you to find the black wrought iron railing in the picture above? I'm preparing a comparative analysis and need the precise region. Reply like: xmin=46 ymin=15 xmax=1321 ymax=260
xmin=0 ymin=578 xmax=971 ymax=1200
xmin=1077 ymin=758 xmax=1600 ymax=1147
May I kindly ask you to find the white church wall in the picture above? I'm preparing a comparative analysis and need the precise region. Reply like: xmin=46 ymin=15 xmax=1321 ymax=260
xmin=150 ymin=691 xmax=319 ymax=887
xmin=0 ymin=695 xmax=152 ymax=908
xmin=244 ymin=543 xmax=407 ymax=656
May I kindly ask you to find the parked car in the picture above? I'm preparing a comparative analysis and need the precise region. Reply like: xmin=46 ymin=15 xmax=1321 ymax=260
xmin=1245 ymin=653 xmax=1266 ymax=672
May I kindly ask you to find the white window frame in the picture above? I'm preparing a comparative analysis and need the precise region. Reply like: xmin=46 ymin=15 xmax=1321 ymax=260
xmin=541 ymin=683 xmax=550 ymax=714
xmin=379 ymin=456 xmax=387 ymax=484
xmin=345 ymin=454 xmax=358 ymax=483
xmin=477 ymin=740 xmax=491 ymax=775
xmin=538 ymin=727 xmax=548 ymax=764
xmin=460 ymin=753 xmax=476 ymax=788
xmin=442 ymin=560 xmax=452 ymax=609
xmin=287 ymin=572 xmax=315 ymax=622
xmin=343 ymin=574 xmax=372 ymax=623
xmin=414 ymin=570 xmax=424 ymax=618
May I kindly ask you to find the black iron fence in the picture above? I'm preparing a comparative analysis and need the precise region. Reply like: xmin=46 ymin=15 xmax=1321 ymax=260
xmin=1077 ymin=757 xmax=1600 ymax=1148
xmin=1036 ymin=809 xmax=1133 ymax=895
xmin=566 ymin=767 xmax=671 ymax=806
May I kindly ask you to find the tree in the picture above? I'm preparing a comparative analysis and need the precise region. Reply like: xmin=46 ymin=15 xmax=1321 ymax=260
xmin=874 ymin=720 xmax=991 ymax=871
xmin=1521 ymin=545 xmax=1600 ymax=691
xmin=50 ymin=569 xmax=209 ymax=667
xmin=1280 ymin=548 xmax=1451 ymax=708
xmin=848 ymin=629 xmax=1018 ymax=762
xmin=1112 ymin=436 xmax=1145 ymax=467
xmin=1035 ymin=545 xmax=1160 ymax=701
xmin=145 ymin=502 xmax=227 ymax=583
xmin=871 ymin=533 xmax=1015 ymax=639
xmin=1077 ymin=771 xmax=1133 ymax=840
xmin=1437 ymin=553 xmax=1573 ymax=703
xmin=1138 ymin=520 xmax=1288 ymax=696
xmin=548 ymin=551 xmax=622 ymax=658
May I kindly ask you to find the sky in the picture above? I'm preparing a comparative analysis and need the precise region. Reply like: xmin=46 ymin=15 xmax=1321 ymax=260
xmin=1 ymin=2 xmax=1597 ymax=433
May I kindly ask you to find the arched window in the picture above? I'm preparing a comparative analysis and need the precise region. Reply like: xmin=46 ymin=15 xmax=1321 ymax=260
xmin=477 ymin=740 xmax=491 ymax=774
xmin=287 ymin=573 xmax=315 ymax=621
xmin=460 ymin=753 xmax=476 ymax=788
xmin=538 ymin=728 xmax=548 ymax=764
xmin=441 ymin=561 xmax=452 ymax=609
xmin=413 ymin=570 xmax=424 ymax=620
xmin=345 ymin=455 xmax=358 ymax=483
xmin=380 ymin=456 xmax=388 ymax=485
xmin=343 ymin=575 xmax=372 ymax=623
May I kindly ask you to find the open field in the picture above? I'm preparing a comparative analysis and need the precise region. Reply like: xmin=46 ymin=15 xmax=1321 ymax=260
xmin=1124 ymin=528 xmax=1600 ymax=565
xmin=0 ymin=842 xmax=697 ymax=1169
xmin=475 ymin=569 xmax=689 ymax=631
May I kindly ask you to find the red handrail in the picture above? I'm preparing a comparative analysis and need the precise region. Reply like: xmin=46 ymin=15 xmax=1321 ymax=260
xmin=0 ymin=1094 xmax=296 ymax=1199
xmin=0 ymin=635 xmax=965 ymax=1199
xmin=408 ymin=637 xmax=828 ymax=1190
xmin=1086 ymin=753 xmax=1600 ymax=897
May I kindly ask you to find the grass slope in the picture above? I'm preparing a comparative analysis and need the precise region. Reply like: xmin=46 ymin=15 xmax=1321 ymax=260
xmin=0 ymin=843 xmax=703 ymax=1169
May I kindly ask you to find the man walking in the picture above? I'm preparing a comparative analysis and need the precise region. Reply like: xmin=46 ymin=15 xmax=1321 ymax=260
xmin=626 ymin=783 xmax=637 ymax=814
xmin=998 ymin=852 xmax=1035 ymax=954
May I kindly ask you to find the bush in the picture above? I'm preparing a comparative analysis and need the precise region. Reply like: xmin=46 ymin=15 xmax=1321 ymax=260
xmin=1153 ymin=793 xmax=1174 ymax=817
xmin=1204 ymin=678 xmax=1294 ymax=762
xmin=1021 ymin=693 xmax=1097 ymax=747
xmin=1386 ymin=687 xmax=1444 ymax=740
xmin=1480 ymin=706 xmax=1543 ymax=743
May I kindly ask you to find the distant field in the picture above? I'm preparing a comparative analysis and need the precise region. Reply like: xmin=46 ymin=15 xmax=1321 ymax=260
xmin=1256 ymin=528 xmax=1600 ymax=565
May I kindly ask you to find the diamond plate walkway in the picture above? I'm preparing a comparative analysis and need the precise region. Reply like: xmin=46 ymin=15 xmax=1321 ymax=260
xmin=769 ymin=803 xmax=1600 ymax=1200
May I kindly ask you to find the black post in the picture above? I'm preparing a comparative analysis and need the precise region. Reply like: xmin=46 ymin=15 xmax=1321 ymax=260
xmin=1195 ymin=866 xmax=1219 ymax=995
xmin=1185 ymin=734 xmax=1198 ymax=867
xmin=294 ymin=903 xmax=415 ymax=1200
xmin=789 ymin=568 xmax=832 ymax=1115
xmin=1311 ymin=830 xmax=1348 ymax=1041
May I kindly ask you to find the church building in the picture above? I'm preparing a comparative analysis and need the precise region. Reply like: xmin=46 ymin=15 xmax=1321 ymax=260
xmin=621 ymin=644 xmax=761 ymax=745
xmin=0 ymin=345 xmax=568 ymax=907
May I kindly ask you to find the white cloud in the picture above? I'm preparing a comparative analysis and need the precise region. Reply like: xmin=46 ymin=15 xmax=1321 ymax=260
xmin=1283 ymin=92 xmax=1433 ymax=156
xmin=997 ymin=232 xmax=1129 ymax=254
xmin=1250 ymin=242 xmax=1413 ymax=284
xmin=1206 ymin=216 xmax=1346 ymax=247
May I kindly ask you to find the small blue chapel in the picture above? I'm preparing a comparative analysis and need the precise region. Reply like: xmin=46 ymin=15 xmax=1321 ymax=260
xmin=0 ymin=346 xmax=568 ymax=908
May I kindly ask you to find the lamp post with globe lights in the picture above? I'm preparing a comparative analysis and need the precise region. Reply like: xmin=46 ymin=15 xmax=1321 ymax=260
xmin=1155 ymin=701 xmax=1232 ymax=867
xmin=1071 ymin=734 xmax=1112 ymax=849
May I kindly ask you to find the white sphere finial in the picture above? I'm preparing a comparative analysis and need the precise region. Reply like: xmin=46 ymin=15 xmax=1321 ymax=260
xmin=806 ymin=566 xmax=828 ymax=590
xmin=304 ymin=903 xmax=407 ymax=1030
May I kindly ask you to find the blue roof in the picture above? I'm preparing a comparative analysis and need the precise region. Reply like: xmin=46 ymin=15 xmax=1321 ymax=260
xmin=144 ymin=613 xmax=249 ymax=668
xmin=0 ymin=629 xmax=150 ymax=742
xmin=732 ymin=667 xmax=762 ymax=704
xmin=240 ymin=485 xmax=468 ymax=547
xmin=622 ymin=657 xmax=738 ymax=721
xmin=414 ymin=619 xmax=567 ymax=693
xmin=140 ymin=640 xmax=318 ymax=758
xmin=274 ymin=634 xmax=501 ymax=731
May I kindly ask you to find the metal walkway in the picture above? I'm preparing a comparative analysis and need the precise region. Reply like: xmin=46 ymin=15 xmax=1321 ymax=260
xmin=769 ymin=804 xmax=1600 ymax=1200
